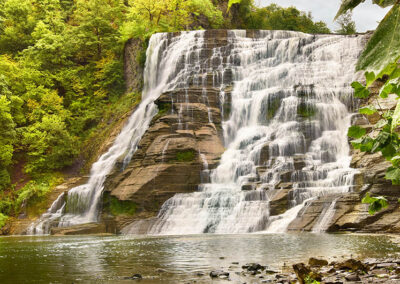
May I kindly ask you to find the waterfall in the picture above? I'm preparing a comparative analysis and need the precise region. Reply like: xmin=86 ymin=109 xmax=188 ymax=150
xmin=312 ymin=197 xmax=339 ymax=233
xmin=28 ymin=31 xmax=207 ymax=234
xmin=141 ymin=30 xmax=366 ymax=235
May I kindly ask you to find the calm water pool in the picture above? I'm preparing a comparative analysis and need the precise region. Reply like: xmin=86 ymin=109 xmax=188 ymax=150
xmin=0 ymin=233 xmax=399 ymax=283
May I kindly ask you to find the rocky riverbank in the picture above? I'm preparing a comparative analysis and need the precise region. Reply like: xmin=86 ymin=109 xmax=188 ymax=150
xmin=204 ymin=256 xmax=400 ymax=283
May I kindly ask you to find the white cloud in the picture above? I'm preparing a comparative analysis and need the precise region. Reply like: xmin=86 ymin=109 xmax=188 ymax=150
xmin=258 ymin=0 xmax=390 ymax=32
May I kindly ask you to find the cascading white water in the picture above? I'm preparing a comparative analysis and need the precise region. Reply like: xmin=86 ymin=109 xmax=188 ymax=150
xmin=144 ymin=30 xmax=367 ymax=235
xmin=312 ymin=197 xmax=340 ymax=233
xmin=28 ymin=31 xmax=207 ymax=234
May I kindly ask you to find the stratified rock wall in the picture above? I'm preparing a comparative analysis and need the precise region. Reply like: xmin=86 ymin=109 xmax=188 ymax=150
xmin=104 ymin=31 xmax=230 ymax=231
xmin=124 ymin=38 xmax=144 ymax=93
xmin=30 ymin=30 xmax=399 ymax=235
xmin=288 ymin=80 xmax=400 ymax=233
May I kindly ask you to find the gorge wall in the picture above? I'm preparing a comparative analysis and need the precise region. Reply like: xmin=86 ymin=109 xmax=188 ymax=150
xmin=21 ymin=30 xmax=400 ymax=235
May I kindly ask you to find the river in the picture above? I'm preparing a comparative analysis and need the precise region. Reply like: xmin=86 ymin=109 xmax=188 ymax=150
xmin=0 ymin=233 xmax=399 ymax=283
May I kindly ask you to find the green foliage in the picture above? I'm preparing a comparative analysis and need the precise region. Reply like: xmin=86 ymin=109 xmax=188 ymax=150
xmin=266 ymin=97 xmax=281 ymax=120
xmin=348 ymin=125 xmax=366 ymax=139
xmin=341 ymin=0 xmax=400 ymax=212
xmin=0 ymin=195 xmax=14 ymax=216
xmin=228 ymin=0 xmax=242 ymax=12
xmin=335 ymin=0 xmax=365 ymax=20
xmin=108 ymin=196 xmax=136 ymax=216
xmin=359 ymin=106 xmax=377 ymax=115
xmin=15 ymin=173 xmax=64 ymax=213
xmin=176 ymin=150 xmax=196 ymax=162
xmin=351 ymin=81 xmax=370 ymax=98
xmin=362 ymin=193 xmax=389 ymax=215
xmin=335 ymin=11 xmax=357 ymax=34
xmin=153 ymin=102 xmax=171 ymax=121
xmin=349 ymin=63 xmax=400 ymax=214
xmin=336 ymin=0 xmax=400 ymax=77
xmin=81 ymin=92 xmax=141 ymax=172
xmin=0 ymin=0 xmax=128 ymax=189
xmin=0 ymin=213 xmax=8 ymax=229
xmin=0 ymin=0 xmax=335 ymax=222
xmin=121 ymin=0 xmax=224 ymax=41
xmin=357 ymin=4 xmax=400 ymax=77
xmin=137 ymin=41 xmax=149 ymax=69
xmin=242 ymin=4 xmax=331 ymax=34
xmin=22 ymin=115 xmax=79 ymax=174
xmin=304 ymin=275 xmax=321 ymax=284
xmin=297 ymin=104 xmax=317 ymax=118
xmin=0 ymin=95 xmax=16 ymax=190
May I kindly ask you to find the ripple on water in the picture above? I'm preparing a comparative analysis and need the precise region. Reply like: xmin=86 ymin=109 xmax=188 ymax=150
xmin=0 ymin=233 xmax=399 ymax=283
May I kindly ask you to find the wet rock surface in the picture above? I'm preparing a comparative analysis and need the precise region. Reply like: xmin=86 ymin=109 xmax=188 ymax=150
xmin=194 ymin=257 xmax=400 ymax=283
xmin=102 ymin=31 xmax=231 ymax=233
xmin=287 ymin=80 xmax=400 ymax=234
xmin=15 ymin=31 xmax=400 ymax=235
xmin=50 ymin=223 xmax=108 ymax=235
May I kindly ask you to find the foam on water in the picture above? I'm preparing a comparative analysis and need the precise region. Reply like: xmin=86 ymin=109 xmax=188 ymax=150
xmin=28 ymin=31 xmax=207 ymax=234
xmin=140 ymin=30 xmax=366 ymax=235
xmin=30 ymin=30 xmax=366 ymax=235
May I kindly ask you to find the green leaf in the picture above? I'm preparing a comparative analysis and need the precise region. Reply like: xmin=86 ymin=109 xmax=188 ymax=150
xmin=359 ymin=105 xmax=377 ymax=115
xmin=362 ymin=193 xmax=389 ymax=215
xmin=335 ymin=0 xmax=365 ymax=20
xmin=348 ymin=125 xmax=366 ymax=139
xmin=351 ymin=81 xmax=371 ymax=98
xmin=369 ymin=197 xmax=388 ymax=215
xmin=357 ymin=4 xmax=400 ymax=77
xmin=375 ymin=119 xmax=388 ymax=129
xmin=365 ymin=71 xmax=376 ymax=87
xmin=351 ymin=81 xmax=365 ymax=89
xmin=380 ymin=83 xmax=394 ymax=98
xmin=371 ymin=131 xmax=390 ymax=152
xmin=373 ymin=0 xmax=398 ymax=8
xmin=391 ymin=155 xmax=400 ymax=167
xmin=381 ymin=144 xmax=396 ymax=159
xmin=391 ymin=100 xmax=400 ymax=131
xmin=227 ymin=0 xmax=242 ymax=12
xmin=390 ymin=66 xmax=400 ymax=80
xmin=385 ymin=166 xmax=400 ymax=184
xmin=352 ymin=136 xmax=374 ymax=151
xmin=362 ymin=192 xmax=375 ymax=204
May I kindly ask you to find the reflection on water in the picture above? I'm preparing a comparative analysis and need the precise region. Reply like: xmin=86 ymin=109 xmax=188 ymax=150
xmin=0 ymin=233 xmax=399 ymax=283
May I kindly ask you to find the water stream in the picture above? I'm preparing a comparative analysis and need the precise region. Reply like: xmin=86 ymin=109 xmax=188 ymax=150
xmin=29 ymin=30 xmax=367 ymax=235
xmin=28 ymin=32 xmax=207 ymax=234
xmin=1 ymin=234 xmax=399 ymax=283
xmin=144 ymin=31 xmax=366 ymax=235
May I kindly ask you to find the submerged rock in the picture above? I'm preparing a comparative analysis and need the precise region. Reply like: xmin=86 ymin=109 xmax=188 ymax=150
xmin=242 ymin=263 xmax=266 ymax=271
xmin=308 ymin=257 xmax=328 ymax=267
xmin=124 ymin=273 xmax=142 ymax=280
xmin=345 ymin=273 xmax=361 ymax=281
xmin=293 ymin=263 xmax=321 ymax=284
xmin=209 ymin=270 xmax=229 ymax=278
xmin=335 ymin=259 xmax=366 ymax=272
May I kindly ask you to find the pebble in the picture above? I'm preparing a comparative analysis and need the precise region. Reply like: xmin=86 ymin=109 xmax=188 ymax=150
xmin=209 ymin=270 xmax=229 ymax=278
xmin=345 ymin=274 xmax=361 ymax=281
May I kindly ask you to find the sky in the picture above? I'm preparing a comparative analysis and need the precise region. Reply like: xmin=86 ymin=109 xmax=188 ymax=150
xmin=259 ymin=0 xmax=390 ymax=32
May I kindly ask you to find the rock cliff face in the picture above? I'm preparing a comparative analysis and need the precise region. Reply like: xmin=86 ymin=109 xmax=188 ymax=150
xmin=103 ymin=89 xmax=227 ymax=230
xmin=124 ymin=38 xmax=144 ymax=93
xmin=287 ymin=81 xmax=400 ymax=233
xmin=101 ymin=31 xmax=230 ymax=232
xmin=16 ymin=30 xmax=400 ymax=235
xmin=94 ymin=30 xmax=400 ymax=234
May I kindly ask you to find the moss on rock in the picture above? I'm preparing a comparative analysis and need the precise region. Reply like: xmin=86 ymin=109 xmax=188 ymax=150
xmin=297 ymin=102 xmax=316 ymax=119
xmin=104 ymin=194 xmax=137 ymax=216
xmin=176 ymin=150 xmax=197 ymax=162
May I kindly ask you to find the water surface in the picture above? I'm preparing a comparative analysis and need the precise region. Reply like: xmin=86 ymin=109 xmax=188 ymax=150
xmin=0 ymin=233 xmax=399 ymax=283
